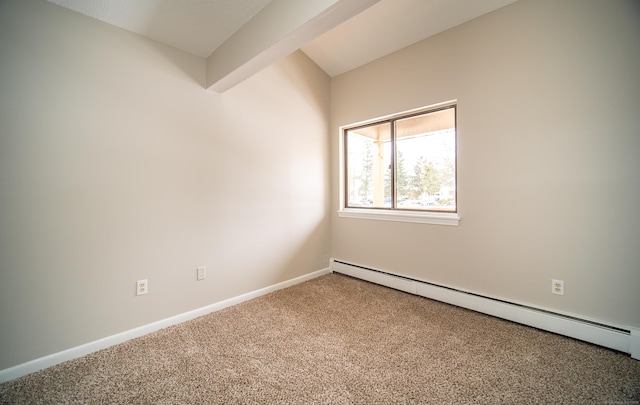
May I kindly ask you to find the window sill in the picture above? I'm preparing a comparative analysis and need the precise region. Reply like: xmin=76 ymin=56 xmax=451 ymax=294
xmin=337 ymin=208 xmax=460 ymax=226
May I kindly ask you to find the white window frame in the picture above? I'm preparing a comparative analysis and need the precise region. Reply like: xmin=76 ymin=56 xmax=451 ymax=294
xmin=338 ymin=101 xmax=460 ymax=226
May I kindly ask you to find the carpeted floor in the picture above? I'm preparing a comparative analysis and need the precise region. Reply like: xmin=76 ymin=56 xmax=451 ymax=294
xmin=1 ymin=273 xmax=639 ymax=404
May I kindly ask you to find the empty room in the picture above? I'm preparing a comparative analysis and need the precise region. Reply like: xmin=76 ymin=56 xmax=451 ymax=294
xmin=1 ymin=0 xmax=639 ymax=403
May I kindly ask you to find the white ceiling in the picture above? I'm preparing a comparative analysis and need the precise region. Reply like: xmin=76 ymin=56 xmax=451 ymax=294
xmin=47 ymin=0 xmax=273 ymax=58
xmin=47 ymin=0 xmax=517 ymax=78
xmin=301 ymin=0 xmax=518 ymax=77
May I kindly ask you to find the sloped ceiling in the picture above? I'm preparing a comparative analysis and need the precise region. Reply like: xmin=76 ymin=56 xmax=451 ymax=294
xmin=46 ymin=0 xmax=517 ymax=91
xmin=301 ymin=0 xmax=518 ymax=77
xmin=47 ymin=0 xmax=273 ymax=58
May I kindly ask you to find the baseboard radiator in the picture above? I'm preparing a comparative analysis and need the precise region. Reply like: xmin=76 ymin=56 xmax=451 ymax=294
xmin=330 ymin=259 xmax=639 ymax=359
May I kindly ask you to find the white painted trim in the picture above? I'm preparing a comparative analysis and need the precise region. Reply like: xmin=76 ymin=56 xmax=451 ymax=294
xmin=338 ymin=208 xmax=460 ymax=226
xmin=330 ymin=260 xmax=634 ymax=356
xmin=630 ymin=328 xmax=640 ymax=360
xmin=0 ymin=267 xmax=331 ymax=383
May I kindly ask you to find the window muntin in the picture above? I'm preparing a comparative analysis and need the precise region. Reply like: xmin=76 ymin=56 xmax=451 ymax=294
xmin=344 ymin=105 xmax=456 ymax=213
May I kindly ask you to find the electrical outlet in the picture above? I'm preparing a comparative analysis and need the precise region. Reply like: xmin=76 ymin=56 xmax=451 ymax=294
xmin=197 ymin=266 xmax=206 ymax=281
xmin=136 ymin=279 xmax=148 ymax=296
xmin=552 ymin=279 xmax=564 ymax=295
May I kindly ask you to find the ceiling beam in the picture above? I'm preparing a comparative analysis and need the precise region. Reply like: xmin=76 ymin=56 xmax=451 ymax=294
xmin=205 ymin=0 xmax=381 ymax=93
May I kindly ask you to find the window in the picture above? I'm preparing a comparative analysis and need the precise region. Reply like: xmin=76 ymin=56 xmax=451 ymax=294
xmin=340 ymin=102 xmax=459 ymax=226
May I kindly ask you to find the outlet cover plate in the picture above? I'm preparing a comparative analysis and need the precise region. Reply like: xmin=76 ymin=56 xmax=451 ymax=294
xmin=552 ymin=279 xmax=564 ymax=295
xmin=136 ymin=279 xmax=148 ymax=295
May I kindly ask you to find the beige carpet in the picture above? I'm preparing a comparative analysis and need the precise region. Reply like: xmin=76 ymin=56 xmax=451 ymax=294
xmin=1 ymin=273 xmax=639 ymax=404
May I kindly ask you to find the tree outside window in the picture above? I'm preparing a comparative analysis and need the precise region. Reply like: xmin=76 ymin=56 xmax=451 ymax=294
xmin=344 ymin=105 xmax=456 ymax=212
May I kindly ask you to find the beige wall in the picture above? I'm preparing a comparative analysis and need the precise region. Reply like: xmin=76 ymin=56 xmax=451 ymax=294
xmin=331 ymin=0 xmax=640 ymax=328
xmin=0 ymin=0 xmax=331 ymax=369
xmin=2 ymin=0 xmax=638 ymax=373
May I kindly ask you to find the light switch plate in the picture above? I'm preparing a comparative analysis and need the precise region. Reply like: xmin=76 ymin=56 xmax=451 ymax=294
xmin=197 ymin=266 xmax=206 ymax=281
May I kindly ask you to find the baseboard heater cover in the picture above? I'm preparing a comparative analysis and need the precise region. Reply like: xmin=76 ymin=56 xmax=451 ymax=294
xmin=330 ymin=259 xmax=637 ymax=359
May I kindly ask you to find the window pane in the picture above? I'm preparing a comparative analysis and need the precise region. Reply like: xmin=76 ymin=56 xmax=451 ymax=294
xmin=395 ymin=108 xmax=456 ymax=211
xmin=346 ymin=123 xmax=392 ymax=208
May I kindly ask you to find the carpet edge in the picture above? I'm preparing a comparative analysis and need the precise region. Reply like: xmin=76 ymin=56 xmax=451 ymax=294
xmin=0 ymin=267 xmax=331 ymax=383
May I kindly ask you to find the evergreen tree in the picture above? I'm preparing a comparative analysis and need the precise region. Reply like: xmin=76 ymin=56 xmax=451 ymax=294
xmin=410 ymin=156 xmax=427 ymax=199
xmin=396 ymin=150 xmax=409 ymax=199
xmin=359 ymin=140 xmax=374 ymax=199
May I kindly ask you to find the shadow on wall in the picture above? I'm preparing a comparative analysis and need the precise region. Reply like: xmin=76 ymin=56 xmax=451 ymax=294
xmin=272 ymin=50 xmax=332 ymax=122
xmin=141 ymin=41 xmax=207 ymax=88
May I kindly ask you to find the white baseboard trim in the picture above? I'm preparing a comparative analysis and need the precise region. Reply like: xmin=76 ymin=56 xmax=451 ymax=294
xmin=330 ymin=259 xmax=637 ymax=359
xmin=0 ymin=267 xmax=331 ymax=384
xmin=631 ymin=328 xmax=640 ymax=360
